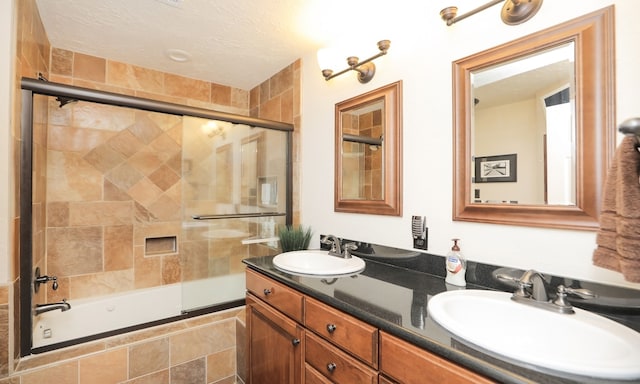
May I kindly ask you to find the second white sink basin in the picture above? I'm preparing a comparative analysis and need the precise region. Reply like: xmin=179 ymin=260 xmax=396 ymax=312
xmin=273 ymin=250 xmax=365 ymax=276
xmin=428 ymin=289 xmax=640 ymax=380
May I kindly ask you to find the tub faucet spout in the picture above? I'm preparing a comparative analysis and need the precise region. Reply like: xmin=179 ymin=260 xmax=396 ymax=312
xmin=34 ymin=299 xmax=71 ymax=316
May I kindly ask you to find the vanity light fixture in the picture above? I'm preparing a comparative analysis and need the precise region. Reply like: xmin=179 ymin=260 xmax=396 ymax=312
xmin=440 ymin=0 xmax=542 ymax=26
xmin=320 ymin=40 xmax=390 ymax=84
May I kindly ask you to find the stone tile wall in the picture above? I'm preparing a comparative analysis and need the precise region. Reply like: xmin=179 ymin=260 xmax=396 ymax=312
xmin=8 ymin=2 xmax=300 ymax=383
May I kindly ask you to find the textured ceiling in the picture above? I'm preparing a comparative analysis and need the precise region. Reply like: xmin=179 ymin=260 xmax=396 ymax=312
xmin=35 ymin=0 xmax=325 ymax=90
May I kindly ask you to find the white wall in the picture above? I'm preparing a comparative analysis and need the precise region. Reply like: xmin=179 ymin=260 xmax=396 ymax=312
xmin=300 ymin=0 xmax=640 ymax=289
xmin=0 ymin=0 xmax=16 ymax=284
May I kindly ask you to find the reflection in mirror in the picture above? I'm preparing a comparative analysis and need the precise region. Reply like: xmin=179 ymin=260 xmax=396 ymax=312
xmin=472 ymin=42 xmax=576 ymax=205
xmin=453 ymin=7 xmax=615 ymax=230
xmin=335 ymin=81 xmax=402 ymax=216
xmin=341 ymin=99 xmax=384 ymax=200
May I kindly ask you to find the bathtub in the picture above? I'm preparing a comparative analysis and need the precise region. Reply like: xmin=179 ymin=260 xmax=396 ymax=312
xmin=32 ymin=273 xmax=245 ymax=349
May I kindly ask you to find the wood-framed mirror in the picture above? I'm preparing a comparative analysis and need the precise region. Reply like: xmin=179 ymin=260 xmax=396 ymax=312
xmin=453 ymin=6 xmax=615 ymax=230
xmin=335 ymin=81 xmax=402 ymax=216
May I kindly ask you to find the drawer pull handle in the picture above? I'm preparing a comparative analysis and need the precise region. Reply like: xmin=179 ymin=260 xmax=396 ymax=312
xmin=263 ymin=288 xmax=272 ymax=296
xmin=326 ymin=362 xmax=337 ymax=372
xmin=326 ymin=324 xmax=337 ymax=333
xmin=291 ymin=338 xmax=300 ymax=346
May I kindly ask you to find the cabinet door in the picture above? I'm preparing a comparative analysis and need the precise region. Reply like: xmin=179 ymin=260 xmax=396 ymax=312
xmin=379 ymin=331 xmax=495 ymax=384
xmin=247 ymin=294 xmax=304 ymax=384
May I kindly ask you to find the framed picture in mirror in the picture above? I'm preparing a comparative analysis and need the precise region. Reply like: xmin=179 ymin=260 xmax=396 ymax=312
xmin=474 ymin=154 xmax=517 ymax=183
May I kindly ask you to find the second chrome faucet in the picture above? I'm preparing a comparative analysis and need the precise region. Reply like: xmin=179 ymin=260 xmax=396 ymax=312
xmin=497 ymin=269 xmax=596 ymax=314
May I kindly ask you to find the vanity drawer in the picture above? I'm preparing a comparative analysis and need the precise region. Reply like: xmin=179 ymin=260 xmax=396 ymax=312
xmin=305 ymin=332 xmax=378 ymax=384
xmin=379 ymin=331 xmax=495 ymax=384
xmin=305 ymin=363 xmax=334 ymax=384
xmin=305 ymin=296 xmax=378 ymax=367
xmin=246 ymin=269 xmax=304 ymax=322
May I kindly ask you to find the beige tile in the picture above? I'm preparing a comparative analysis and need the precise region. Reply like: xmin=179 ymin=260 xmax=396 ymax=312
xmin=47 ymin=226 xmax=103 ymax=277
xmin=21 ymin=361 xmax=78 ymax=384
xmin=0 ymin=306 xmax=7 ymax=376
xmin=207 ymin=348 xmax=236 ymax=383
xmin=162 ymin=254 xmax=181 ymax=284
xmin=83 ymin=144 xmax=127 ymax=173
xmin=170 ymin=320 xmax=235 ymax=365
xmin=122 ymin=369 xmax=169 ymax=384
xmin=128 ymin=177 xmax=163 ymax=208
xmin=147 ymin=194 xmax=181 ymax=221
xmin=148 ymin=134 xmax=181 ymax=163
xmin=249 ymin=86 xmax=260 ymax=111
xmin=148 ymin=165 xmax=180 ymax=192
xmin=72 ymin=102 xmax=135 ymax=132
xmin=106 ymin=162 xmax=145 ymax=192
xmin=68 ymin=201 xmax=133 ymax=226
xmin=127 ymin=148 xmax=164 ymax=176
xmin=46 ymin=150 xmax=103 ymax=202
xmin=134 ymin=246 xmax=162 ymax=289
xmin=47 ymin=124 xmax=115 ymax=154
xmin=129 ymin=338 xmax=170 ymax=378
xmin=281 ymin=88 xmax=293 ymax=124
xmin=133 ymin=222 xmax=181 ymax=247
xmin=259 ymin=96 xmax=281 ymax=122
xmin=51 ymin=47 xmax=73 ymax=76
xmin=70 ymin=269 xmax=134 ymax=299
xmin=104 ymin=225 xmax=134 ymax=271
xmin=171 ymin=357 xmax=206 ymax=384
xmin=269 ymin=64 xmax=293 ymax=98
xmin=47 ymin=201 xmax=69 ymax=227
xmin=107 ymin=61 xmax=164 ymax=94
xmin=73 ymin=52 xmax=106 ymax=83
xmin=146 ymin=111 xmax=182 ymax=133
xmin=164 ymin=73 xmax=210 ymax=102
xmin=211 ymin=84 xmax=231 ymax=106
xmin=230 ymin=88 xmax=249 ymax=110
xmin=103 ymin=179 xmax=132 ymax=201
xmin=107 ymin=129 xmax=145 ymax=158
xmin=128 ymin=114 xmax=163 ymax=145
xmin=79 ymin=347 xmax=127 ymax=384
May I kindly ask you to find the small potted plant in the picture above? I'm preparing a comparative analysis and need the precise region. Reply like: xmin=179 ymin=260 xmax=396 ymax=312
xmin=278 ymin=225 xmax=313 ymax=252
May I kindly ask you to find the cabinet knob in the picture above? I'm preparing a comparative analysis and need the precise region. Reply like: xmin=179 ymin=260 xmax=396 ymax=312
xmin=326 ymin=362 xmax=337 ymax=372
xmin=326 ymin=324 xmax=337 ymax=333
xmin=263 ymin=288 xmax=272 ymax=296
xmin=291 ymin=338 xmax=300 ymax=346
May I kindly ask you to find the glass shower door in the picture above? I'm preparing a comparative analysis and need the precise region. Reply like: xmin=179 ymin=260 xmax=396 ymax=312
xmin=181 ymin=117 xmax=289 ymax=311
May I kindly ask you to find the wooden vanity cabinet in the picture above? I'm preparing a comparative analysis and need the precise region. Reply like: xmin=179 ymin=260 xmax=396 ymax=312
xmin=379 ymin=331 xmax=494 ymax=384
xmin=246 ymin=295 xmax=304 ymax=384
xmin=246 ymin=270 xmax=495 ymax=384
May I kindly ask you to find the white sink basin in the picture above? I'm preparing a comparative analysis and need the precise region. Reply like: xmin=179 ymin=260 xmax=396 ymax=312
xmin=427 ymin=289 xmax=640 ymax=380
xmin=273 ymin=250 xmax=365 ymax=276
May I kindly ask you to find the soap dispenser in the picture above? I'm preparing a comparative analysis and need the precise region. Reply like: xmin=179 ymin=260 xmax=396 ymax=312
xmin=445 ymin=238 xmax=466 ymax=287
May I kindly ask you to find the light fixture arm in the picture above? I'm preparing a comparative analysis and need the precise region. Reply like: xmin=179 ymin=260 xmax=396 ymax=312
xmin=322 ymin=40 xmax=390 ymax=84
xmin=440 ymin=0 xmax=542 ymax=26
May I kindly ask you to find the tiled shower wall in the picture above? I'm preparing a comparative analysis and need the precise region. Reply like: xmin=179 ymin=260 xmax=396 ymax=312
xmin=6 ymin=0 xmax=301 ymax=381
xmin=42 ymin=102 xmax=185 ymax=303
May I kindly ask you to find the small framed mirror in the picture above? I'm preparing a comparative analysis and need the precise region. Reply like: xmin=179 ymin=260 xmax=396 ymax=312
xmin=335 ymin=81 xmax=402 ymax=216
xmin=453 ymin=7 xmax=615 ymax=230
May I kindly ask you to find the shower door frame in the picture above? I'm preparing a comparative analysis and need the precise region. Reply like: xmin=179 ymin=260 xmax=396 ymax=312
xmin=19 ymin=77 xmax=294 ymax=356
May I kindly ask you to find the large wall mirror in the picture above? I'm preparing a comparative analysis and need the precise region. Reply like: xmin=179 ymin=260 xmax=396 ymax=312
xmin=335 ymin=81 xmax=402 ymax=215
xmin=453 ymin=6 xmax=615 ymax=230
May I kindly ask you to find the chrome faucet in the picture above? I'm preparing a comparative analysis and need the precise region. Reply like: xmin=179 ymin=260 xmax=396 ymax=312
xmin=497 ymin=269 xmax=596 ymax=314
xmin=322 ymin=235 xmax=342 ymax=257
xmin=34 ymin=299 xmax=71 ymax=316
xmin=518 ymin=269 xmax=548 ymax=302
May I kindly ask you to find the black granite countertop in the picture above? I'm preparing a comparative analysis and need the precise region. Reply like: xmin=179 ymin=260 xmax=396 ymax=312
xmin=243 ymin=241 xmax=640 ymax=384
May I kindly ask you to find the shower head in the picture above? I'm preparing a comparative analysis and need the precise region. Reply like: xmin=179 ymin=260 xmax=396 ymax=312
xmin=56 ymin=96 xmax=78 ymax=108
